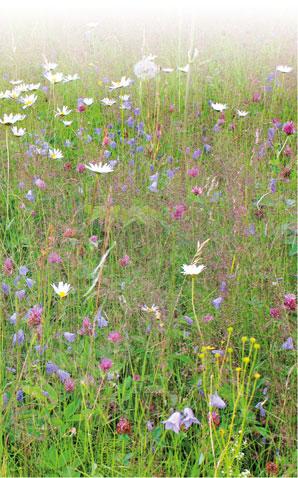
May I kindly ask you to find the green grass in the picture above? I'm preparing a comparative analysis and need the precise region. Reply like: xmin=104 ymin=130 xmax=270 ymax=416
xmin=0 ymin=13 xmax=296 ymax=478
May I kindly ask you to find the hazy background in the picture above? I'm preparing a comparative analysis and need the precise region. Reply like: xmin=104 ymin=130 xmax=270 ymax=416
xmin=1 ymin=0 xmax=297 ymax=17
xmin=0 ymin=0 xmax=296 ymax=77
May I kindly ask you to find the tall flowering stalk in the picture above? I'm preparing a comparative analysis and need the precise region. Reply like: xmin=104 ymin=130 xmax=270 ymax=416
xmin=182 ymin=239 xmax=209 ymax=342
xmin=198 ymin=332 xmax=262 ymax=477
xmin=5 ymin=127 xmax=10 ymax=227
xmin=0 ymin=117 xmax=26 ymax=228
xmin=276 ymin=121 xmax=295 ymax=162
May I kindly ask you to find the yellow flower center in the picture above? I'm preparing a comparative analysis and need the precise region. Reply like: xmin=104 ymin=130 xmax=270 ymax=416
xmin=58 ymin=291 xmax=66 ymax=298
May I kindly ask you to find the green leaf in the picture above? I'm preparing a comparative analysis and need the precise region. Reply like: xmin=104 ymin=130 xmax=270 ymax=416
xmin=120 ymin=375 xmax=133 ymax=401
xmin=64 ymin=400 xmax=80 ymax=419
xmin=42 ymin=383 xmax=58 ymax=407
xmin=123 ymin=453 xmax=133 ymax=465
xmin=254 ymin=426 xmax=271 ymax=438
xmin=60 ymin=467 xmax=80 ymax=477
xmin=152 ymin=426 xmax=163 ymax=442
xmin=22 ymin=385 xmax=48 ymax=403
xmin=289 ymin=242 xmax=298 ymax=256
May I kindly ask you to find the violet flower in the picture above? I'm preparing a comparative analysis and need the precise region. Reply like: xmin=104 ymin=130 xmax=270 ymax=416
xmin=13 ymin=329 xmax=25 ymax=346
xmin=212 ymin=297 xmax=223 ymax=309
xmin=162 ymin=412 xmax=182 ymax=433
xmin=281 ymin=337 xmax=294 ymax=350
xmin=210 ymin=392 xmax=226 ymax=409
xmin=182 ymin=408 xmax=200 ymax=429
xmin=64 ymin=332 xmax=76 ymax=343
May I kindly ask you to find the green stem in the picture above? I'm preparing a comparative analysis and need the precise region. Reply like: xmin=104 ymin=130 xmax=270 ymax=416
xmin=276 ymin=136 xmax=288 ymax=161
xmin=5 ymin=127 xmax=10 ymax=228
xmin=191 ymin=277 xmax=203 ymax=341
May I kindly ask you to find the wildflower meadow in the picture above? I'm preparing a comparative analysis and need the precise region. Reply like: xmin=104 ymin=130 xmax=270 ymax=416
xmin=0 ymin=3 xmax=297 ymax=477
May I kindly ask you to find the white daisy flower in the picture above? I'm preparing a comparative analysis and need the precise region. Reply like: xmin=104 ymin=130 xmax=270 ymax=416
xmin=15 ymin=83 xmax=29 ymax=93
xmin=0 ymin=113 xmax=26 ymax=125
xmin=49 ymin=148 xmax=64 ymax=160
xmin=11 ymin=126 xmax=26 ymax=136
xmin=119 ymin=95 xmax=130 ymax=101
xmin=162 ymin=67 xmax=174 ymax=73
xmin=8 ymin=89 xmax=21 ymax=99
xmin=85 ymin=162 xmax=114 ymax=174
xmin=211 ymin=102 xmax=228 ymax=112
xmin=44 ymin=71 xmax=64 ymax=84
xmin=141 ymin=304 xmax=161 ymax=321
xmin=63 ymin=74 xmax=80 ymax=83
xmin=141 ymin=304 xmax=160 ymax=314
xmin=27 ymin=83 xmax=40 ymax=91
xmin=236 ymin=110 xmax=249 ymax=117
xmin=10 ymin=79 xmax=23 ymax=85
xmin=276 ymin=65 xmax=293 ymax=73
xmin=20 ymin=94 xmax=37 ymax=109
xmin=55 ymin=106 xmax=72 ymax=117
xmin=109 ymin=76 xmax=132 ymax=90
xmin=83 ymin=98 xmax=93 ymax=105
xmin=43 ymin=60 xmax=58 ymax=71
xmin=0 ymin=91 xmax=11 ymax=99
xmin=62 ymin=120 xmax=72 ymax=127
xmin=181 ymin=264 xmax=206 ymax=276
xmin=51 ymin=281 xmax=71 ymax=298
xmin=101 ymin=98 xmax=116 ymax=106
xmin=177 ymin=64 xmax=190 ymax=73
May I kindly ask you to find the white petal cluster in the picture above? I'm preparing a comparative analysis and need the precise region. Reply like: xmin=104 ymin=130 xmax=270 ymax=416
xmin=211 ymin=102 xmax=228 ymax=112
xmin=55 ymin=106 xmax=72 ymax=117
xmin=0 ymin=113 xmax=26 ymax=125
xmin=49 ymin=148 xmax=64 ymax=160
xmin=85 ymin=162 xmax=114 ymax=174
xmin=236 ymin=110 xmax=249 ymax=117
xmin=276 ymin=65 xmax=293 ymax=73
xmin=101 ymin=98 xmax=116 ymax=106
xmin=109 ymin=76 xmax=132 ymax=90
xmin=51 ymin=282 xmax=71 ymax=298
xmin=181 ymin=264 xmax=206 ymax=276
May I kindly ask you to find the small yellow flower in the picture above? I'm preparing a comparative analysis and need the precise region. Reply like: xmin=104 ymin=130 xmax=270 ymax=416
xmin=243 ymin=357 xmax=250 ymax=364
xmin=199 ymin=353 xmax=205 ymax=359
xmin=241 ymin=336 xmax=248 ymax=343
xmin=254 ymin=343 xmax=260 ymax=350
xmin=227 ymin=326 xmax=233 ymax=334
xmin=227 ymin=347 xmax=233 ymax=353
xmin=254 ymin=373 xmax=261 ymax=379
xmin=250 ymin=337 xmax=256 ymax=344
xmin=235 ymin=367 xmax=241 ymax=372
xmin=215 ymin=353 xmax=221 ymax=359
